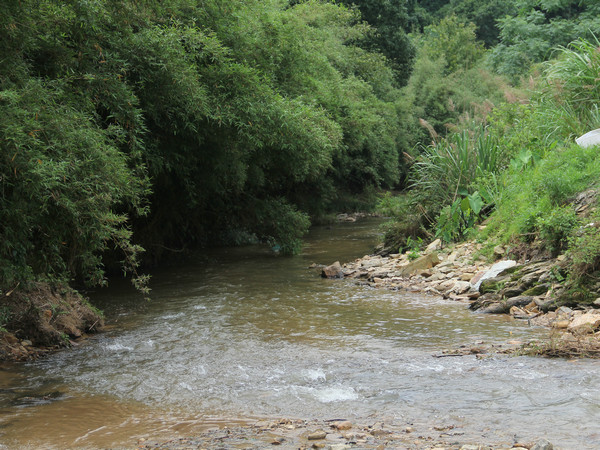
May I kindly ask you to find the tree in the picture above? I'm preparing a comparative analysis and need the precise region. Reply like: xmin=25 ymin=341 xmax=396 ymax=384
xmin=488 ymin=0 xmax=600 ymax=80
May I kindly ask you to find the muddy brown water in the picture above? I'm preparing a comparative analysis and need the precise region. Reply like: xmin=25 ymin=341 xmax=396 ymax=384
xmin=1 ymin=218 xmax=600 ymax=448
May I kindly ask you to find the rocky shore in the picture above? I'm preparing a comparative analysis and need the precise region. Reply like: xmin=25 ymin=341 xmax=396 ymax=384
xmin=138 ymin=417 xmax=556 ymax=450
xmin=322 ymin=238 xmax=600 ymax=357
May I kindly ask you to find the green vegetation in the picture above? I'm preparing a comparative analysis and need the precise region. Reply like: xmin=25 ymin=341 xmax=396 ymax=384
xmin=387 ymin=30 xmax=600 ymax=301
xmin=0 ymin=0 xmax=406 ymax=294
xmin=3 ymin=0 xmax=600 ymax=306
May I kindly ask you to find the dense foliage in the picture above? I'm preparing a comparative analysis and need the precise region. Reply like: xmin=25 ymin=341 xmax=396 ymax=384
xmin=4 ymin=0 xmax=600 ymax=298
xmin=0 ymin=0 xmax=407 ymax=293
xmin=488 ymin=0 xmax=600 ymax=80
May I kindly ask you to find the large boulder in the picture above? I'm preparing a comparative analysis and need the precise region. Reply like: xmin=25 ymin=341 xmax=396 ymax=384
xmin=321 ymin=261 xmax=344 ymax=279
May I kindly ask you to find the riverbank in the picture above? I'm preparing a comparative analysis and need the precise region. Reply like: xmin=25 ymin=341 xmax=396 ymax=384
xmin=138 ymin=417 xmax=557 ymax=449
xmin=322 ymin=238 xmax=600 ymax=358
xmin=0 ymin=283 xmax=104 ymax=361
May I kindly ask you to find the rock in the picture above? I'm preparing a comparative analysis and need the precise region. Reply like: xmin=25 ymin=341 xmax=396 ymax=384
xmin=469 ymin=292 xmax=501 ymax=311
xmin=552 ymin=320 xmax=570 ymax=329
xmin=469 ymin=270 xmax=487 ymax=286
xmin=425 ymin=239 xmax=442 ymax=253
xmin=479 ymin=296 xmax=534 ymax=314
xmin=330 ymin=421 xmax=352 ymax=431
xmin=21 ymin=340 xmax=33 ymax=347
xmin=472 ymin=260 xmax=517 ymax=291
xmin=322 ymin=262 xmax=344 ymax=279
xmin=493 ymin=245 xmax=505 ymax=257
xmin=556 ymin=306 xmax=573 ymax=317
xmin=329 ymin=445 xmax=351 ymax=450
xmin=594 ymin=297 xmax=600 ymax=307
xmin=451 ymin=281 xmax=471 ymax=295
xmin=522 ymin=284 xmax=550 ymax=296
xmin=360 ymin=258 xmax=384 ymax=269
xmin=308 ymin=431 xmax=327 ymax=440
xmin=479 ymin=276 xmax=508 ymax=294
xmin=459 ymin=273 xmax=474 ymax=282
xmin=369 ymin=429 xmax=391 ymax=437
xmin=398 ymin=253 xmax=440 ymax=276
xmin=531 ymin=439 xmax=554 ymax=450
xmin=567 ymin=312 xmax=600 ymax=334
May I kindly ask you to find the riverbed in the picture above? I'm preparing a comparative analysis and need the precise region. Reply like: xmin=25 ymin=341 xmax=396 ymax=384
xmin=1 ymin=218 xmax=600 ymax=448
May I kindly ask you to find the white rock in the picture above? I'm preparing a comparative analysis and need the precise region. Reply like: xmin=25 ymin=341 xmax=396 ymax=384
xmin=472 ymin=260 xmax=517 ymax=291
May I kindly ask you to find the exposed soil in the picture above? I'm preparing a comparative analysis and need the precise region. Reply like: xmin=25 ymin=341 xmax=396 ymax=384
xmin=0 ymin=282 xmax=104 ymax=361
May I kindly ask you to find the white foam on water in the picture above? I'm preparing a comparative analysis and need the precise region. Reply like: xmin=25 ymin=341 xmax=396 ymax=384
xmin=314 ymin=386 xmax=359 ymax=403
xmin=104 ymin=342 xmax=134 ymax=352
xmin=302 ymin=368 xmax=326 ymax=382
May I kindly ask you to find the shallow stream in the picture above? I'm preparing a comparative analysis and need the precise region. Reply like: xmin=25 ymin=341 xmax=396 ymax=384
xmin=1 ymin=218 xmax=600 ymax=448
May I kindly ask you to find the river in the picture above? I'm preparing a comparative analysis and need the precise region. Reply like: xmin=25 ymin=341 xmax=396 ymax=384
xmin=1 ymin=218 xmax=600 ymax=448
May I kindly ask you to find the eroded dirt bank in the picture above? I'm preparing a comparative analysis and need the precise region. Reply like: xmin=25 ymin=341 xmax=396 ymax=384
xmin=0 ymin=283 xmax=103 ymax=361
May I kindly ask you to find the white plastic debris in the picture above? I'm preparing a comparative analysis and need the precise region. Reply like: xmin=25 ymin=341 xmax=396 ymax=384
xmin=472 ymin=260 xmax=517 ymax=291
xmin=576 ymin=129 xmax=600 ymax=148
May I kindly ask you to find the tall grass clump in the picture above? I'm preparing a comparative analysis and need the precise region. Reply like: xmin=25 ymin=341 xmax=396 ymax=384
xmin=537 ymin=37 xmax=600 ymax=142
xmin=379 ymin=126 xmax=504 ymax=250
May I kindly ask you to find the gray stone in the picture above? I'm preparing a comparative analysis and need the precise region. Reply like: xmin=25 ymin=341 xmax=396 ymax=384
xmin=452 ymin=281 xmax=472 ymax=295
xmin=531 ymin=438 xmax=554 ymax=450
xmin=328 ymin=445 xmax=351 ymax=450
xmin=479 ymin=296 xmax=533 ymax=314
xmin=576 ymin=128 xmax=600 ymax=148
xmin=360 ymin=258 xmax=384 ymax=269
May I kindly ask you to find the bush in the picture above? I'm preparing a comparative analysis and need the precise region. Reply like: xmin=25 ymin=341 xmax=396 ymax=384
xmin=536 ymin=206 xmax=578 ymax=255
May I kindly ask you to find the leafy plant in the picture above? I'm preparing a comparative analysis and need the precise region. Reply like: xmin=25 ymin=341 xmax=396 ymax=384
xmin=405 ymin=236 xmax=424 ymax=260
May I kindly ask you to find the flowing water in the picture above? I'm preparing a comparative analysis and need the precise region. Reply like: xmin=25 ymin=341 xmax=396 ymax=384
xmin=1 ymin=218 xmax=600 ymax=448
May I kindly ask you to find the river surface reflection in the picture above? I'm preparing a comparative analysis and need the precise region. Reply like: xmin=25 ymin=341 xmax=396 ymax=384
xmin=1 ymin=218 xmax=599 ymax=448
